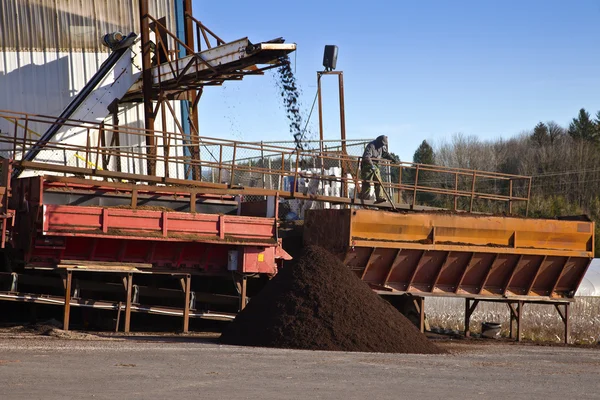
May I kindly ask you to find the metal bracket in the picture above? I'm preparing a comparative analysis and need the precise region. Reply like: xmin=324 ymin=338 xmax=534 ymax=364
xmin=189 ymin=291 xmax=196 ymax=310
xmin=132 ymin=284 xmax=140 ymax=304
xmin=9 ymin=272 xmax=17 ymax=292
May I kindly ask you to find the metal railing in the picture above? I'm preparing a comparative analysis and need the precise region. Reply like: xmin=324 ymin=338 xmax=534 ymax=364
xmin=0 ymin=110 xmax=532 ymax=214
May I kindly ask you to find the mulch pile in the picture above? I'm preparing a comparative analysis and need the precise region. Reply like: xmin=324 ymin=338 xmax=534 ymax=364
xmin=220 ymin=246 xmax=443 ymax=354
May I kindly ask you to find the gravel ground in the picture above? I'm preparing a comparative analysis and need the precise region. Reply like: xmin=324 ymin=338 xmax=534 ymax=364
xmin=0 ymin=335 xmax=599 ymax=400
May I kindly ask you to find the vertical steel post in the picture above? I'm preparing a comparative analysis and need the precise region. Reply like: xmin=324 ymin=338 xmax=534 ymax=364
xmin=509 ymin=179 xmax=513 ymax=214
xmin=338 ymin=73 xmax=347 ymax=198
xmin=63 ymin=271 xmax=72 ymax=331
xmin=526 ymin=177 xmax=532 ymax=216
xmin=124 ymin=273 xmax=133 ymax=333
xmin=183 ymin=0 xmax=201 ymax=179
xmin=338 ymin=72 xmax=347 ymax=155
xmin=183 ymin=274 xmax=191 ymax=333
xmin=464 ymin=298 xmax=470 ymax=337
xmin=139 ymin=0 xmax=156 ymax=175
xmin=240 ymin=275 xmax=247 ymax=311
xmin=516 ymin=300 xmax=523 ymax=342
xmin=412 ymin=165 xmax=420 ymax=208
xmin=564 ymin=303 xmax=570 ymax=344
xmin=317 ymin=72 xmax=324 ymax=155
xmin=454 ymin=173 xmax=459 ymax=211
xmin=470 ymin=172 xmax=476 ymax=212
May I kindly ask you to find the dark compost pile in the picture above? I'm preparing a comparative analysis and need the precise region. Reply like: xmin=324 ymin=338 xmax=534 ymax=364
xmin=220 ymin=246 xmax=443 ymax=354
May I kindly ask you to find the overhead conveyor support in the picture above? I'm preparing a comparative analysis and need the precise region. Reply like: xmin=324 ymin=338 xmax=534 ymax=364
xmin=126 ymin=37 xmax=296 ymax=96
xmin=17 ymin=33 xmax=141 ymax=177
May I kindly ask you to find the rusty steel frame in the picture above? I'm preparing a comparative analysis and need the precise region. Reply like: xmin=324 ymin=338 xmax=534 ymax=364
xmin=462 ymin=297 xmax=572 ymax=344
xmin=0 ymin=159 xmax=14 ymax=249
xmin=0 ymin=269 xmax=239 ymax=333
xmin=0 ymin=110 xmax=533 ymax=214
xmin=317 ymin=71 xmax=350 ymax=196
xmin=317 ymin=71 xmax=347 ymax=156
xmin=135 ymin=0 xmax=293 ymax=178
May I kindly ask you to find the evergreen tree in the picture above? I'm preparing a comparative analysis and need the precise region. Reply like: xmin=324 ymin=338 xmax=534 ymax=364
xmin=412 ymin=140 xmax=435 ymax=205
xmin=568 ymin=108 xmax=597 ymax=142
xmin=531 ymin=122 xmax=549 ymax=146
xmin=413 ymin=140 xmax=435 ymax=165
xmin=594 ymin=110 xmax=600 ymax=140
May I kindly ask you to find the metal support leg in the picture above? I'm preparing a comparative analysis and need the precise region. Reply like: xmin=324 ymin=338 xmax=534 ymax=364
xmin=413 ymin=296 xmax=425 ymax=333
xmin=10 ymin=272 xmax=17 ymax=292
xmin=464 ymin=298 xmax=479 ymax=338
xmin=564 ymin=303 xmax=570 ymax=345
xmin=464 ymin=298 xmax=470 ymax=337
xmin=115 ymin=302 xmax=122 ymax=333
xmin=508 ymin=303 xmax=515 ymax=339
xmin=63 ymin=271 xmax=72 ymax=331
xmin=508 ymin=302 xmax=521 ymax=341
xmin=239 ymin=275 xmax=247 ymax=311
xmin=555 ymin=303 xmax=571 ymax=345
xmin=183 ymin=274 xmax=191 ymax=333
xmin=124 ymin=273 xmax=133 ymax=333
xmin=517 ymin=301 xmax=523 ymax=342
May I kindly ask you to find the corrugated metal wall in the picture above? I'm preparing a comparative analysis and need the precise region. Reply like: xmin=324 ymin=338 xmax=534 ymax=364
xmin=0 ymin=0 xmax=187 ymax=178
xmin=0 ymin=0 xmax=178 ymax=122
xmin=0 ymin=0 xmax=174 ymax=51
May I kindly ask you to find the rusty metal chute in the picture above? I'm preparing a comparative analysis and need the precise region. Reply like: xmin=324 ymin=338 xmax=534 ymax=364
xmin=304 ymin=209 xmax=594 ymax=300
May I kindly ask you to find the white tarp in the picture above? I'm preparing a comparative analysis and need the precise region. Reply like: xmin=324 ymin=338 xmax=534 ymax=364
xmin=575 ymin=259 xmax=600 ymax=297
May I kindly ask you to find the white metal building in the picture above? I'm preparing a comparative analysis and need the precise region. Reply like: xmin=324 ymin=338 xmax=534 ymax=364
xmin=0 ymin=0 xmax=186 ymax=178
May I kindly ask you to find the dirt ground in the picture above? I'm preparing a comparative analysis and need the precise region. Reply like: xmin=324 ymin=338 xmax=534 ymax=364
xmin=0 ymin=331 xmax=599 ymax=400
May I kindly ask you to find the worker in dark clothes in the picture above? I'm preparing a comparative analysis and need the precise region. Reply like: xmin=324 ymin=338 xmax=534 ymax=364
xmin=360 ymin=135 xmax=395 ymax=202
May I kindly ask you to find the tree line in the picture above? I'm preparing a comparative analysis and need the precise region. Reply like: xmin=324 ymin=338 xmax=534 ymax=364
xmin=403 ymin=108 xmax=600 ymax=255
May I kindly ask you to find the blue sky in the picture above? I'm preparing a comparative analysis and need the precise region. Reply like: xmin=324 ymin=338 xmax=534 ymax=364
xmin=193 ymin=0 xmax=600 ymax=161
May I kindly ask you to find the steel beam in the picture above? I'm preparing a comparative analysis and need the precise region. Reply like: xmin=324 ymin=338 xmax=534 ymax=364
xmin=124 ymin=273 xmax=133 ymax=333
xmin=239 ymin=275 xmax=248 ymax=311
xmin=463 ymin=298 xmax=479 ymax=338
xmin=62 ymin=271 xmax=72 ymax=331
xmin=139 ymin=0 xmax=156 ymax=175
xmin=413 ymin=296 xmax=425 ymax=333
xmin=183 ymin=274 xmax=191 ymax=333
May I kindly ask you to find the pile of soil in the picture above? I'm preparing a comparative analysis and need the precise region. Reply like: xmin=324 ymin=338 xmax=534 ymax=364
xmin=3 ymin=319 xmax=109 ymax=340
xmin=220 ymin=246 xmax=443 ymax=354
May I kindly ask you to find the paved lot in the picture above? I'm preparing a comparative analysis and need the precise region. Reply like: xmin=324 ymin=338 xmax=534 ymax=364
xmin=0 ymin=336 xmax=599 ymax=400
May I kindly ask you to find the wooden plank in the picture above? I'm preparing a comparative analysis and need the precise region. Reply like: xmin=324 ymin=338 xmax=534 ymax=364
xmin=57 ymin=265 xmax=142 ymax=272
xmin=59 ymin=260 xmax=153 ymax=268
